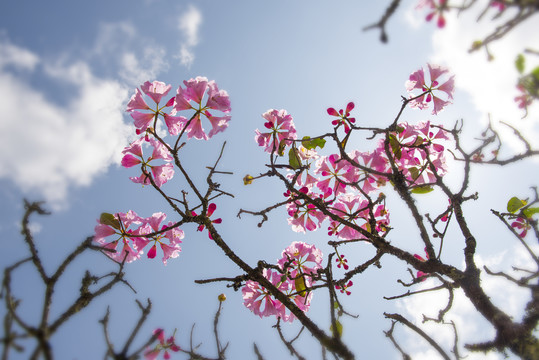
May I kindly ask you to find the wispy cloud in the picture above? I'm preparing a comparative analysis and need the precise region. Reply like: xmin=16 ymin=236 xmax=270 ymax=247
xmin=0 ymin=37 xmax=131 ymax=209
xmin=92 ymin=22 xmax=169 ymax=86
xmin=426 ymin=1 xmax=539 ymax=147
xmin=178 ymin=5 xmax=203 ymax=68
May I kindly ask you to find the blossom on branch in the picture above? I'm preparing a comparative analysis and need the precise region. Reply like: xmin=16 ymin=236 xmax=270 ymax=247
xmin=192 ymin=203 xmax=222 ymax=239
xmin=172 ymin=76 xmax=231 ymax=140
xmin=132 ymin=212 xmax=183 ymax=265
xmin=93 ymin=210 xmax=144 ymax=263
xmin=406 ymin=63 xmax=455 ymax=115
xmin=314 ymin=153 xmax=357 ymax=196
xmin=144 ymin=328 xmax=180 ymax=360
xmin=416 ymin=0 xmax=449 ymax=28
xmin=277 ymin=241 xmax=323 ymax=277
xmin=327 ymin=102 xmax=356 ymax=133
xmin=121 ymin=137 xmax=174 ymax=188
xmin=94 ymin=211 xmax=183 ymax=265
xmin=255 ymin=109 xmax=297 ymax=154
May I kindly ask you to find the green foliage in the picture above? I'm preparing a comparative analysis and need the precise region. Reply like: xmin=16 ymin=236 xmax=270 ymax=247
xmin=100 ymin=212 xmax=120 ymax=230
xmin=302 ymin=136 xmax=326 ymax=150
xmin=411 ymin=186 xmax=434 ymax=194
xmin=295 ymin=276 xmax=307 ymax=297
xmin=523 ymin=207 xmax=539 ymax=218
xmin=389 ymin=134 xmax=401 ymax=159
xmin=330 ymin=319 xmax=343 ymax=338
xmin=515 ymin=54 xmax=525 ymax=74
xmin=507 ymin=197 xmax=527 ymax=214
xmin=288 ymin=147 xmax=302 ymax=169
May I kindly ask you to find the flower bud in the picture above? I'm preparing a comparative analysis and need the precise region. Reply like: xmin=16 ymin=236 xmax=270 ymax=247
xmin=243 ymin=175 xmax=254 ymax=185
xmin=218 ymin=293 xmax=227 ymax=302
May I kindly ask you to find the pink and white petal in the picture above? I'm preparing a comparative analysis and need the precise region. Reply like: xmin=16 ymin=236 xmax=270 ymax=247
xmin=185 ymin=116 xmax=208 ymax=140
xmin=141 ymin=81 xmax=172 ymax=104
xmin=121 ymin=154 xmax=142 ymax=168
xmin=183 ymin=77 xmax=208 ymax=104
xmin=427 ymin=64 xmax=448 ymax=83
xmin=206 ymin=114 xmax=231 ymax=138
xmin=164 ymin=113 xmax=186 ymax=136
xmin=160 ymin=243 xmax=181 ymax=265
xmin=131 ymin=111 xmax=155 ymax=132
xmin=126 ymin=88 xmax=150 ymax=112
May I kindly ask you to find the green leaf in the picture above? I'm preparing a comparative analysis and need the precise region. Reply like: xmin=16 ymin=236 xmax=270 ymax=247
xmin=515 ymin=54 xmax=525 ymax=74
xmin=288 ymin=148 xmax=302 ymax=169
xmin=389 ymin=134 xmax=402 ymax=160
xmin=330 ymin=320 xmax=343 ymax=338
xmin=523 ymin=207 xmax=539 ymax=218
xmin=411 ymin=137 xmax=424 ymax=147
xmin=295 ymin=276 xmax=307 ymax=297
xmin=532 ymin=66 xmax=539 ymax=81
xmin=277 ymin=141 xmax=287 ymax=156
xmin=507 ymin=197 xmax=527 ymax=213
xmin=409 ymin=167 xmax=420 ymax=181
xmin=411 ymin=186 xmax=434 ymax=194
xmin=100 ymin=212 xmax=121 ymax=230
xmin=302 ymin=136 xmax=326 ymax=150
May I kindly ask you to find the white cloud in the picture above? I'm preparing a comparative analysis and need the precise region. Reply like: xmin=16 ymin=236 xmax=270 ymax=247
xmin=177 ymin=5 xmax=202 ymax=68
xmin=92 ymin=22 xmax=169 ymax=86
xmin=427 ymin=1 xmax=539 ymax=148
xmin=0 ymin=37 xmax=131 ymax=209
xmin=0 ymin=33 xmax=40 ymax=70
xmin=119 ymin=47 xmax=169 ymax=86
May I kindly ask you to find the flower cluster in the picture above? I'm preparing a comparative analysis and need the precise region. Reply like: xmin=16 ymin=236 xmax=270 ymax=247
xmin=94 ymin=211 xmax=183 ymax=265
xmin=242 ymin=242 xmax=322 ymax=322
xmin=122 ymin=78 xmax=231 ymax=188
xmin=380 ymin=121 xmax=449 ymax=187
xmin=94 ymin=77 xmax=231 ymax=266
xmin=127 ymin=78 xmax=231 ymax=140
xmin=144 ymin=329 xmax=180 ymax=360
xmin=416 ymin=0 xmax=449 ymax=28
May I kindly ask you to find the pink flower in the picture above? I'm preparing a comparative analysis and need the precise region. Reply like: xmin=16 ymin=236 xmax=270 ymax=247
xmin=414 ymin=248 xmax=430 ymax=281
xmin=132 ymin=213 xmax=184 ymax=265
xmin=93 ymin=211 xmax=145 ymax=263
xmin=335 ymin=280 xmax=353 ymax=295
xmin=286 ymin=191 xmax=328 ymax=233
xmin=121 ymin=138 xmax=174 ymax=188
xmin=335 ymin=254 xmax=349 ymax=270
xmin=349 ymin=149 xmax=389 ymax=194
xmin=255 ymin=109 xmax=297 ymax=154
xmin=173 ymin=77 xmax=231 ymax=140
xmin=126 ymin=81 xmax=180 ymax=136
xmin=144 ymin=329 xmax=180 ymax=360
xmin=126 ymin=88 xmax=151 ymax=112
xmin=327 ymin=102 xmax=356 ymax=133
xmin=277 ymin=242 xmax=323 ymax=277
xmin=242 ymin=268 xmax=290 ymax=321
xmin=417 ymin=0 xmax=448 ymax=28
xmin=314 ymin=154 xmax=357 ymax=196
xmin=192 ymin=203 xmax=222 ymax=239
xmin=491 ymin=1 xmax=506 ymax=11
xmin=515 ymin=84 xmax=533 ymax=115
xmin=406 ymin=63 xmax=455 ymax=115
xmin=377 ymin=122 xmax=448 ymax=186
xmin=140 ymin=81 xmax=172 ymax=104
xmin=511 ymin=217 xmax=531 ymax=238
xmin=328 ymin=194 xmax=390 ymax=240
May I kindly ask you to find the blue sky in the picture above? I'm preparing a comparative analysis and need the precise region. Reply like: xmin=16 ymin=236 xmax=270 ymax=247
xmin=1 ymin=1 xmax=538 ymax=359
